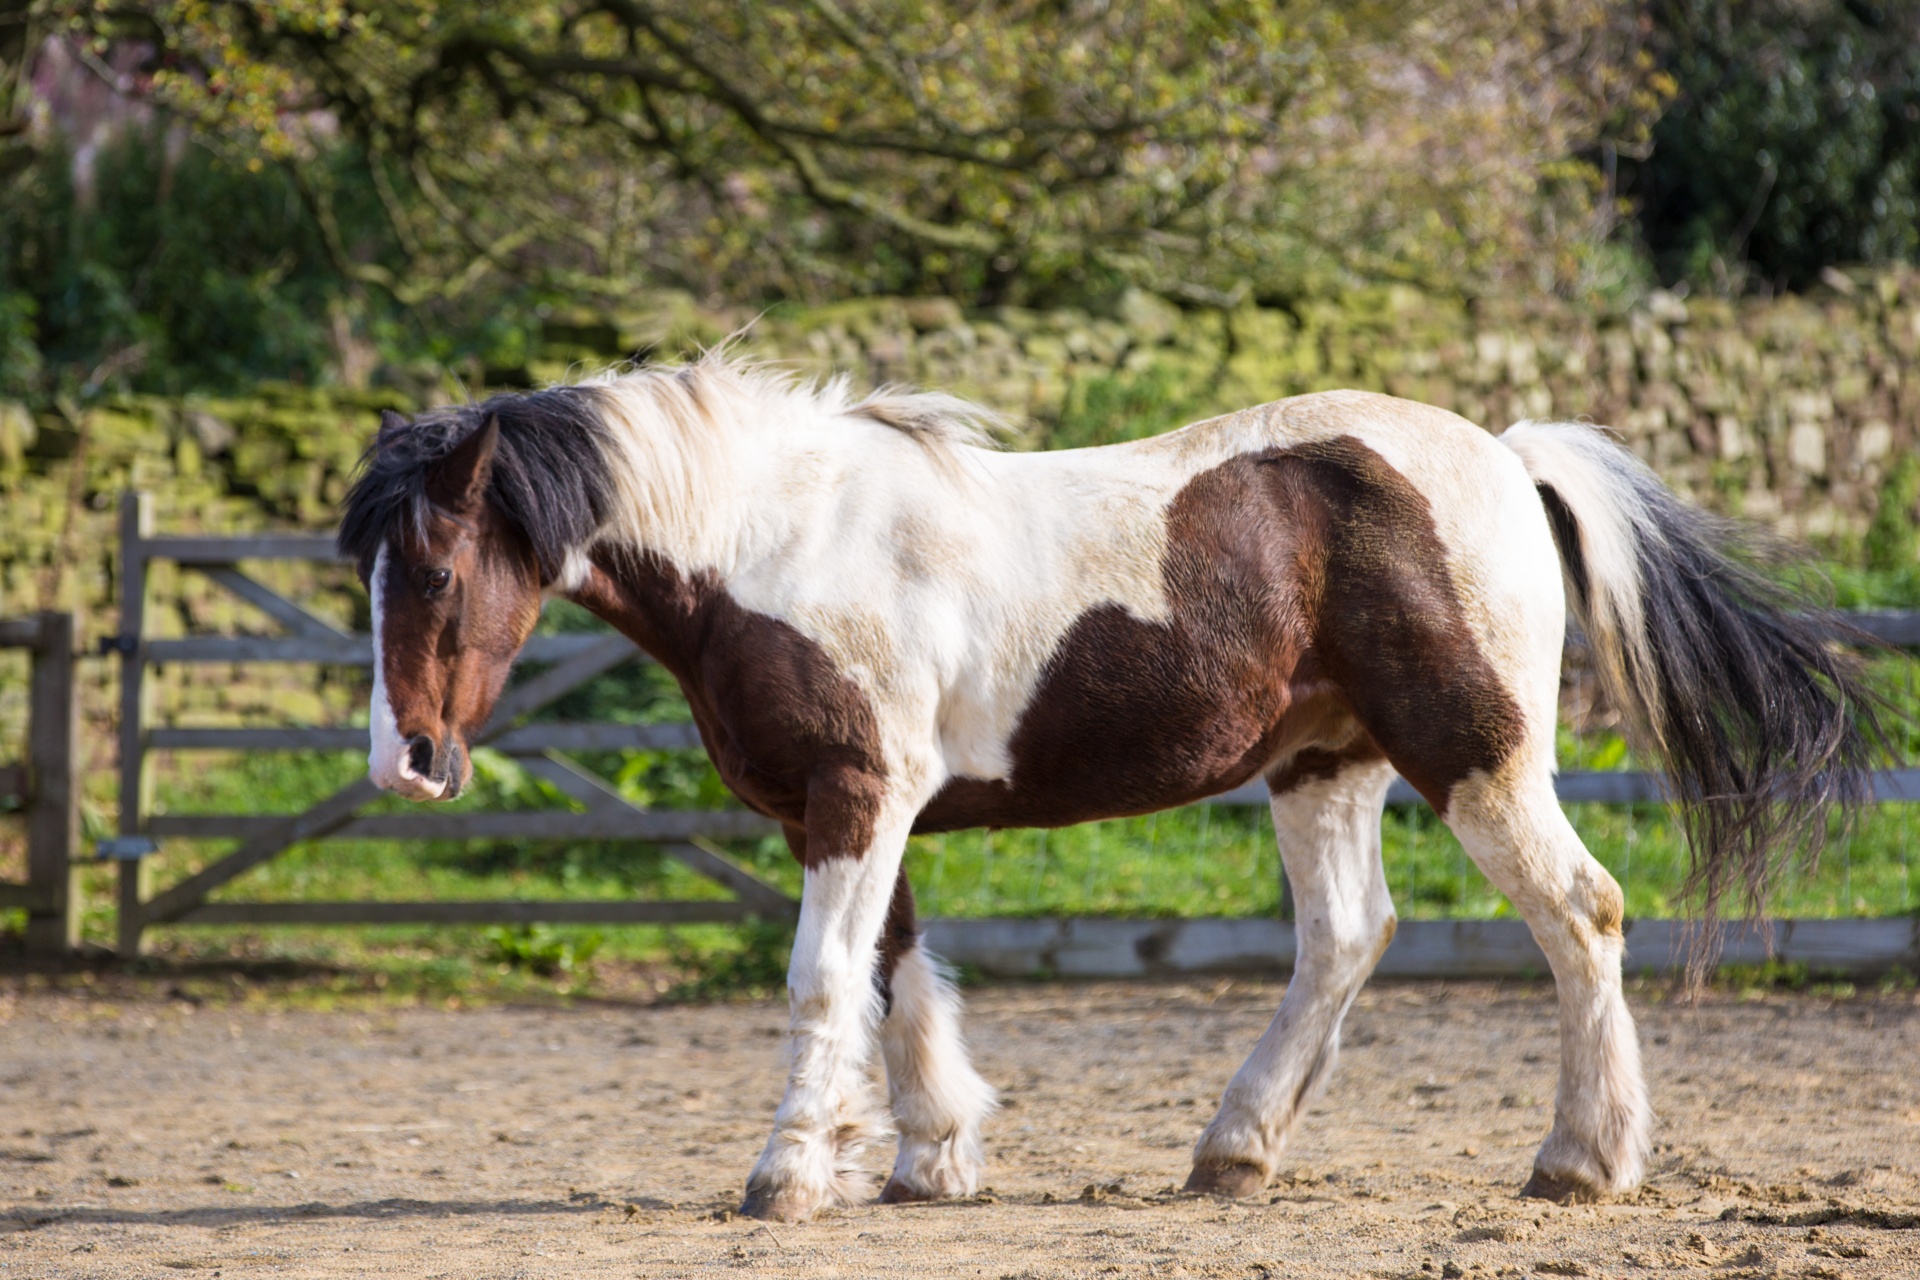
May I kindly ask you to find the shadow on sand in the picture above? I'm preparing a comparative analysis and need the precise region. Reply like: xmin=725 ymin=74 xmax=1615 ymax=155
xmin=0 ymin=1192 xmax=653 ymax=1234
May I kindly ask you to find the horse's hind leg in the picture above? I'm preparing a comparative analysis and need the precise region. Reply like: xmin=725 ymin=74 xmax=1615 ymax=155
xmin=875 ymin=871 xmax=997 ymax=1203
xmin=1188 ymin=754 xmax=1398 ymax=1197
xmin=1444 ymin=760 xmax=1650 ymax=1201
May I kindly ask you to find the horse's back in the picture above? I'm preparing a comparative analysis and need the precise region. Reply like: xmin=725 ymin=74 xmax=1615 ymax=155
xmin=914 ymin=390 xmax=1563 ymax=829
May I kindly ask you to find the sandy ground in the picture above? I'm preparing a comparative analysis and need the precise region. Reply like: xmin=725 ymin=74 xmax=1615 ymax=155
xmin=1 ymin=978 xmax=1917 ymax=1279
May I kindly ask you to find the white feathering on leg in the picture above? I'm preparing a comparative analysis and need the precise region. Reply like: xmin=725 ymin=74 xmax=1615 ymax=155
xmin=881 ymin=944 xmax=997 ymax=1199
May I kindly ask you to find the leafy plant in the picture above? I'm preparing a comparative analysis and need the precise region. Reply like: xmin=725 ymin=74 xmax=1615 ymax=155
xmin=1630 ymin=0 xmax=1920 ymax=290
xmin=22 ymin=2 xmax=1663 ymax=312
xmin=1866 ymin=455 xmax=1920 ymax=574
xmin=1831 ymin=457 xmax=1920 ymax=609
xmin=0 ymin=123 xmax=541 ymax=404
xmin=484 ymin=924 xmax=604 ymax=978
xmin=664 ymin=919 xmax=793 ymax=1002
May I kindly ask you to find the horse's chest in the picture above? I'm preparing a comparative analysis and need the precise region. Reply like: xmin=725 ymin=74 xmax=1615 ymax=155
xmin=682 ymin=639 xmax=891 ymax=826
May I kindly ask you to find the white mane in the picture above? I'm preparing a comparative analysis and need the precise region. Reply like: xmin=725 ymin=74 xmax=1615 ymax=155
xmin=582 ymin=352 xmax=1004 ymax=450
xmin=570 ymin=352 xmax=1005 ymax=572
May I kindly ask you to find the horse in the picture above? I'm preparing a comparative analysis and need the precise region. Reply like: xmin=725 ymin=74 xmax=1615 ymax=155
xmin=339 ymin=354 xmax=1887 ymax=1222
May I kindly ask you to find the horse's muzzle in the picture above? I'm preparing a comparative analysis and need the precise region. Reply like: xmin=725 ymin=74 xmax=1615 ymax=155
xmin=406 ymin=733 xmax=467 ymax=800
xmin=372 ymin=731 xmax=467 ymax=801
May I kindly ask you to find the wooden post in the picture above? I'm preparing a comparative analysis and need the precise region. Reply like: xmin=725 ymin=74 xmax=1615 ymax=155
xmin=117 ymin=493 xmax=152 ymax=957
xmin=23 ymin=612 xmax=80 ymax=955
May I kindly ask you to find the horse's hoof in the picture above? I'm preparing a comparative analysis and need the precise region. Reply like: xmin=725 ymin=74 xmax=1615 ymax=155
xmin=739 ymin=1181 xmax=821 ymax=1222
xmin=1184 ymin=1160 xmax=1267 ymax=1199
xmin=878 ymin=1176 xmax=939 ymax=1204
xmin=1519 ymin=1167 xmax=1605 ymax=1204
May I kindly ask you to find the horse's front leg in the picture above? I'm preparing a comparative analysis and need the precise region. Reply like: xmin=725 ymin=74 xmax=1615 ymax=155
xmin=740 ymin=788 xmax=915 ymax=1222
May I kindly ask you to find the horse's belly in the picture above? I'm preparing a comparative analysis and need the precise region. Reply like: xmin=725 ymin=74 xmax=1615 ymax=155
xmin=916 ymin=641 xmax=1323 ymax=832
xmin=915 ymin=735 xmax=1269 ymax=832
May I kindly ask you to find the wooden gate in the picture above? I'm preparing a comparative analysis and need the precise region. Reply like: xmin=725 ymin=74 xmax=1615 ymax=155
xmin=0 ymin=612 xmax=80 ymax=955
xmin=106 ymin=493 xmax=793 ymax=957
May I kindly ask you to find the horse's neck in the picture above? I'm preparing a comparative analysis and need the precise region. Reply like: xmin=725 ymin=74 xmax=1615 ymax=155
xmin=564 ymin=550 xmax=720 ymax=685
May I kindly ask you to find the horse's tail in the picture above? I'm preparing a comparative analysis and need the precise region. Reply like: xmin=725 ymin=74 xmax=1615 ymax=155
xmin=1498 ymin=419 xmax=1893 ymax=923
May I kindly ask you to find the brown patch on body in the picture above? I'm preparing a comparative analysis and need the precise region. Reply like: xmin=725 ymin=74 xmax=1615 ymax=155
xmin=569 ymin=553 xmax=888 ymax=862
xmin=875 ymin=871 xmax=919 ymax=1011
xmin=918 ymin=435 xmax=1526 ymax=829
xmin=1274 ymin=438 xmax=1527 ymax=811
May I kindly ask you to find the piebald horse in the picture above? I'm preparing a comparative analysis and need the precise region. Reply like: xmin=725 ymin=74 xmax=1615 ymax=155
xmin=340 ymin=356 xmax=1884 ymax=1222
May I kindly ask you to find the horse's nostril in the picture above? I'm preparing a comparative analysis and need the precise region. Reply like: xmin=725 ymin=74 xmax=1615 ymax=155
xmin=407 ymin=735 xmax=436 ymax=777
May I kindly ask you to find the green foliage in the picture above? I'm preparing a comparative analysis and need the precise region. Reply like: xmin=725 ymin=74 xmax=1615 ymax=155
xmin=484 ymin=924 xmax=603 ymax=977
xmin=1718 ymin=957 xmax=1812 ymax=992
xmin=1 ymin=129 xmax=348 ymax=398
xmin=662 ymin=919 xmax=794 ymax=1002
xmin=1866 ymin=455 xmax=1920 ymax=573
xmin=1052 ymin=363 xmax=1200 ymax=451
xmin=1632 ymin=0 xmax=1920 ymax=290
xmin=0 ymin=126 xmax=545 ymax=404
xmin=1830 ymin=460 xmax=1920 ymax=610
xmin=21 ymin=0 xmax=1660 ymax=319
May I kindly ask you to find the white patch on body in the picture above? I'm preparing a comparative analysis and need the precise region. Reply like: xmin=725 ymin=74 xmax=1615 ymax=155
xmin=367 ymin=545 xmax=443 ymax=800
xmin=545 ymin=544 xmax=594 ymax=598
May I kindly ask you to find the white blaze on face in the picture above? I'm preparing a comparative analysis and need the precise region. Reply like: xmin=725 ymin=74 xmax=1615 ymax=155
xmin=368 ymin=544 xmax=445 ymax=799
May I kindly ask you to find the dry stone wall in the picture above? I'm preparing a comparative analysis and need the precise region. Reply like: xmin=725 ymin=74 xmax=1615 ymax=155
xmin=4 ymin=271 xmax=1920 ymax=633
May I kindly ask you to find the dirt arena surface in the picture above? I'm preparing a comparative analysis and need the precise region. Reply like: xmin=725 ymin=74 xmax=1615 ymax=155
xmin=2 ymin=978 xmax=1917 ymax=1279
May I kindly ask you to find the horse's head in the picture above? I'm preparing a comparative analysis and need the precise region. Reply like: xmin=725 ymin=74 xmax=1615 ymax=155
xmin=342 ymin=410 xmax=546 ymax=801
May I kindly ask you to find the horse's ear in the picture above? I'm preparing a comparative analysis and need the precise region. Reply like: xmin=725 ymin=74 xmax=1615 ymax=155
xmin=378 ymin=408 xmax=410 ymax=435
xmin=428 ymin=416 xmax=498 ymax=514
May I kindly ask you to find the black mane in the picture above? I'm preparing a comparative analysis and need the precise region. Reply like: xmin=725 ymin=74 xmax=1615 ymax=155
xmin=338 ymin=386 xmax=617 ymax=582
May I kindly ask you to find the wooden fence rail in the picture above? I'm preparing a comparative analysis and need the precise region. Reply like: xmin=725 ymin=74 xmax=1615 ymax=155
xmin=0 ymin=612 xmax=80 ymax=955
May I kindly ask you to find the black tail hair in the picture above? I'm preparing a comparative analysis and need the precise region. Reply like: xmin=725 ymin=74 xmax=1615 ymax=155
xmin=1505 ymin=421 xmax=1898 ymax=938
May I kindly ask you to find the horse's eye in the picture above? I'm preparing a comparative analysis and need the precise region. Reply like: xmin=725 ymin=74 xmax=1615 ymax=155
xmin=424 ymin=568 xmax=452 ymax=596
